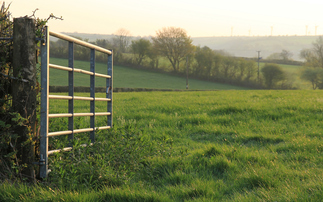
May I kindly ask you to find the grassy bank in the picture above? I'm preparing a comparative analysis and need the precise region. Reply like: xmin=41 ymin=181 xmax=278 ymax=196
xmin=2 ymin=90 xmax=323 ymax=201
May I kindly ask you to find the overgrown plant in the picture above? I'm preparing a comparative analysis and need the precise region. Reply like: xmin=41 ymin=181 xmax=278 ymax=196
xmin=0 ymin=1 xmax=22 ymax=182
xmin=46 ymin=127 xmax=173 ymax=190
xmin=0 ymin=2 xmax=62 ymax=182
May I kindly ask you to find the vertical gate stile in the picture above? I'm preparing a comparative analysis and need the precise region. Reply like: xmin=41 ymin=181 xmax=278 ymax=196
xmin=107 ymin=50 xmax=113 ymax=128
xmin=68 ymin=42 xmax=74 ymax=146
xmin=40 ymin=26 xmax=49 ymax=178
xmin=90 ymin=49 xmax=95 ymax=143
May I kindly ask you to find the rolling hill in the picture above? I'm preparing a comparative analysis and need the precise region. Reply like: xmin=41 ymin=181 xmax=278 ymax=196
xmin=60 ymin=32 xmax=320 ymax=61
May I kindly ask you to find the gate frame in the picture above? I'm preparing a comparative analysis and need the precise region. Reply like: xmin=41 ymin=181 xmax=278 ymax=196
xmin=39 ymin=26 xmax=113 ymax=178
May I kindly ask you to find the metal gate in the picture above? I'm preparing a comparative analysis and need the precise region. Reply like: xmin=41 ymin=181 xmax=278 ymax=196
xmin=39 ymin=26 xmax=113 ymax=178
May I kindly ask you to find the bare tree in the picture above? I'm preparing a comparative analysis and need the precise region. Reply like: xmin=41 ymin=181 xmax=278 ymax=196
xmin=312 ymin=37 xmax=323 ymax=68
xmin=300 ymin=36 xmax=323 ymax=68
xmin=152 ymin=27 xmax=194 ymax=72
xmin=280 ymin=49 xmax=293 ymax=62
xmin=113 ymin=28 xmax=131 ymax=53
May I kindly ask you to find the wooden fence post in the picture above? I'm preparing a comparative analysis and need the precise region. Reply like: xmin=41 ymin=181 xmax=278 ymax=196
xmin=12 ymin=17 xmax=37 ymax=182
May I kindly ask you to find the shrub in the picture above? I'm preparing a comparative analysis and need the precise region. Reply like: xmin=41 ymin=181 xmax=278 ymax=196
xmin=261 ymin=63 xmax=286 ymax=89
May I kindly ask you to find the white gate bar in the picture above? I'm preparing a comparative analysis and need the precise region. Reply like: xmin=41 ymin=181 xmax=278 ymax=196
xmin=49 ymin=95 xmax=111 ymax=101
xmin=48 ymin=143 xmax=93 ymax=156
xmin=95 ymin=97 xmax=111 ymax=101
xmin=48 ymin=126 xmax=111 ymax=137
xmin=49 ymin=113 xmax=73 ymax=118
xmin=49 ymin=112 xmax=111 ymax=118
xmin=48 ymin=147 xmax=72 ymax=155
xmin=49 ymin=64 xmax=111 ymax=78
xmin=50 ymin=31 xmax=112 ymax=55
xmin=96 ymin=126 xmax=111 ymax=130
xmin=48 ymin=130 xmax=73 ymax=137
xmin=49 ymin=95 xmax=73 ymax=100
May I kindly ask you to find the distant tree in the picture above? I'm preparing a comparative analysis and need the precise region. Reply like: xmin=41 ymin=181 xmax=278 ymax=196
xmin=261 ymin=64 xmax=286 ymax=88
xmin=95 ymin=39 xmax=112 ymax=62
xmin=280 ymin=49 xmax=293 ymax=62
xmin=130 ymin=38 xmax=151 ymax=65
xmin=147 ymin=44 xmax=160 ymax=69
xmin=266 ymin=52 xmax=281 ymax=60
xmin=280 ymin=72 xmax=296 ymax=89
xmin=221 ymin=56 xmax=237 ymax=79
xmin=152 ymin=27 xmax=194 ymax=72
xmin=211 ymin=51 xmax=224 ymax=79
xmin=244 ymin=60 xmax=257 ymax=82
xmin=96 ymin=39 xmax=111 ymax=49
xmin=194 ymin=46 xmax=214 ymax=78
xmin=312 ymin=37 xmax=323 ymax=68
xmin=237 ymin=58 xmax=247 ymax=81
xmin=113 ymin=28 xmax=131 ymax=53
xmin=299 ymin=37 xmax=323 ymax=89
xmin=65 ymin=35 xmax=90 ymax=61
xmin=300 ymin=48 xmax=315 ymax=67
xmin=50 ymin=39 xmax=68 ymax=58
xmin=267 ymin=50 xmax=293 ymax=62
xmin=300 ymin=68 xmax=323 ymax=90
xmin=300 ymin=37 xmax=323 ymax=68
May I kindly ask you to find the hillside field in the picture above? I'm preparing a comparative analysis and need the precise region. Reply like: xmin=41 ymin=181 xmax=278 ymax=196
xmin=48 ymin=57 xmax=314 ymax=90
xmin=2 ymin=90 xmax=323 ymax=201
xmin=48 ymin=57 xmax=249 ymax=90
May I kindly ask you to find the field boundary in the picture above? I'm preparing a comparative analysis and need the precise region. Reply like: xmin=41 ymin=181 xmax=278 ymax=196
xmin=49 ymin=86 xmax=220 ymax=93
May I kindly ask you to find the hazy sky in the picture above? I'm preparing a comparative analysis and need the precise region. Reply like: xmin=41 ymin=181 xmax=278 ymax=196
xmin=6 ymin=0 xmax=323 ymax=37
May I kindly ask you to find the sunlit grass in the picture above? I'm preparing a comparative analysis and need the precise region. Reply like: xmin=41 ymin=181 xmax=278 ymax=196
xmin=2 ymin=90 xmax=323 ymax=201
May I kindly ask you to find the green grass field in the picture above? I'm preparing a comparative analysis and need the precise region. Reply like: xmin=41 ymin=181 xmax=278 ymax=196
xmin=48 ymin=57 xmax=249 ymax=90
xmin=2 ymin=90 xmax=323 ymax=201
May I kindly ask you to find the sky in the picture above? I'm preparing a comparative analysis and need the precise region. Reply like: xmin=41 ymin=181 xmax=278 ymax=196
xmin=6 ymin=0 xmax=323 ymax=37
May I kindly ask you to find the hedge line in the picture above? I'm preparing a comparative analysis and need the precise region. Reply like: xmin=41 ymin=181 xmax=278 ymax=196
xmin=48 ymin=86 xmax=211 ymax=93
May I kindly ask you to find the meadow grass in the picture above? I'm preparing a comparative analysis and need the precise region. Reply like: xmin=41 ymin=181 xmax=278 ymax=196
xmin=2 ymin=90 xmax=323 ymax=201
